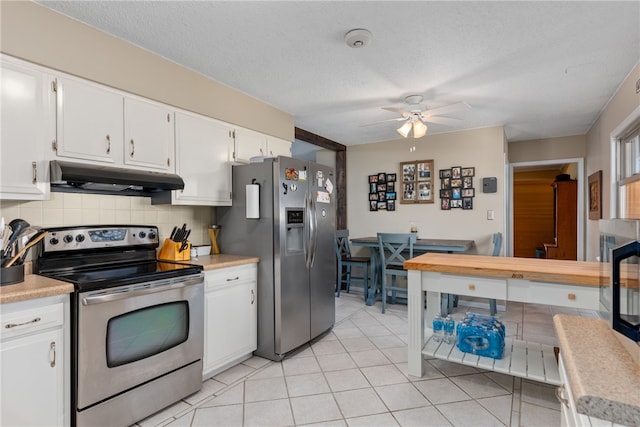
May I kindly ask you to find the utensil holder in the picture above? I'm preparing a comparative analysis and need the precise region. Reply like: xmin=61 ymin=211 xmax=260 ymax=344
xmin=157 ymin=238 xmax=190 ymax=261
xmin=1 ymin=263 xmax=25 ymax=286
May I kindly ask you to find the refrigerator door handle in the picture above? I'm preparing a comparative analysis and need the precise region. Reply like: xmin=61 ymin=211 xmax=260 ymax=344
xmin=304 ymin=191 xmax=312 ymax=268
xmin=309 ymin=192 xmax=318 ymax=267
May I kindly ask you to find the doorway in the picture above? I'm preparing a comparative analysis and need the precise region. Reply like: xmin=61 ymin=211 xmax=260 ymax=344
xmin=508 ymin=158 xmax=585 ymax=260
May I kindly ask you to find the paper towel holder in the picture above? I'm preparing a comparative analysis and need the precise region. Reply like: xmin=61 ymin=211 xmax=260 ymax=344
xmin=246 ymin=179 xmax=260 ymax=219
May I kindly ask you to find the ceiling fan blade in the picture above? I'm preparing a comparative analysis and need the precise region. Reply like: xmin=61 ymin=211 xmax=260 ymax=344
xmin=382 ymin=107 xmax=410 ymax=117
xmin=423 ymin=102 xmax=470 ymax=118
xmin=360 ymin=117 xmax=408 ymax=127
xmin=420 ymin=115 xmax=463 ymax=126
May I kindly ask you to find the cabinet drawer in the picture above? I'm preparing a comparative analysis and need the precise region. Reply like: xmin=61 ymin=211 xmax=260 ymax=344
xmin=1 ymin=302 xmax=63 ymax=340
xmin=205 ymin=264 xmax=257 ymax=290
xmin=428 ymin=274 xmax=506 ymax=300
xmin=508 ymin=279 xmax=599 ymax=310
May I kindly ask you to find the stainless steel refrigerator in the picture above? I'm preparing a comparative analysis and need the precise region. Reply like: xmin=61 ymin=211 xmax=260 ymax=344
xmin=218 ymin=156 xmax=336 ymax=361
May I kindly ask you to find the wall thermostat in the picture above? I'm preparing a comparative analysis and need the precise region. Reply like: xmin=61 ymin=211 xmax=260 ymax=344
xmin=482 ymin=177 xmax=497 ymax=193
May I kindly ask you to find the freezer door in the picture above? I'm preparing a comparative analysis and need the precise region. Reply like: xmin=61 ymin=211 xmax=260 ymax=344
xmin=274 ymin=157 xmax=312 ymax=355
xmin=308 ymin=162 xmax=336 ymax=338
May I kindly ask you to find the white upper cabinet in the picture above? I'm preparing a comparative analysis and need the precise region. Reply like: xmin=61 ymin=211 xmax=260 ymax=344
xmin=54 ymin=76 xmax=123 ymax=164
xmin=266 ymin=136 xmax=292 ymax=158
xmin=171 ymin=112 xmax=233 ymax=206
xmin=0 ymin=55 xmax=53 ymax=200
xmin=233 ymin=127 xmax=266 ymax=163
xmin=53 ymin=75 xmax=175 ymax=173
xmin=124 ymin=97 xmax=175 ymax=172
xmin=233 ymin=127 xmax=292 ymax=163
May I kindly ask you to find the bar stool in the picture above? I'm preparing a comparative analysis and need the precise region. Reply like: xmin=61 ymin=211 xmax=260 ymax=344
xmin=334 ymin=229 xmax=371 ymax=300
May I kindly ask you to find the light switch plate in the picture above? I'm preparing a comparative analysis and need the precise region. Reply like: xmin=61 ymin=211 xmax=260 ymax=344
xmin=487 ymin=210 xmax=495 ymax=220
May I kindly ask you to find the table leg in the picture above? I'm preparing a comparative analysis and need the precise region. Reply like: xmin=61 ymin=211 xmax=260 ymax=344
xmin=407 ymin=269 xmax=425 ymax=377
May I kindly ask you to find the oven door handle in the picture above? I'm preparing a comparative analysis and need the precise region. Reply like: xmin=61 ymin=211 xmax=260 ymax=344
xmin=81 ymin=275 xmax=203 ymax=305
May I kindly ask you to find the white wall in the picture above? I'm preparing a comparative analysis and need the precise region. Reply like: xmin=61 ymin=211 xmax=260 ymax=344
xmin=585 ymin=63 xmax=640 ymax=260
xmin=346 ymin=126 xmax=506 ymax=256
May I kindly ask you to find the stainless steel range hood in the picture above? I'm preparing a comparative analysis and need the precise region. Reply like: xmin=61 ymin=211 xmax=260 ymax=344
xmin=50 ymin=160 xmax=184 ymax=197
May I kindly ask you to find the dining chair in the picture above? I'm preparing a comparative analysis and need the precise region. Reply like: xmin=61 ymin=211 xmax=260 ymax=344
xmin=334 ymin=229 xmax=371 ymax=300
xmin=377 ymin=232 xmax=416 ymax=314
xmin=444 ymin=231 xmax=502 ymax=315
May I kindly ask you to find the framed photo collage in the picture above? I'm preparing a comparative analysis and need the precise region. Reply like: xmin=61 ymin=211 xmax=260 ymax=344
xmin=368 ymin=172 xmax=397 ymax=211
xmin=439 ymin=166 xmax=475 ymax=210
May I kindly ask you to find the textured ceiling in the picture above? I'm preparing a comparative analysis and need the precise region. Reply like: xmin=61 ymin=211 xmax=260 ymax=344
xmin=37 ymin=1 xmax=639 ymax=146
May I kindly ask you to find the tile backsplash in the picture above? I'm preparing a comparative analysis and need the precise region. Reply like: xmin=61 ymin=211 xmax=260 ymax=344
xmin=0 ymin=193 xmax=215 ymax=247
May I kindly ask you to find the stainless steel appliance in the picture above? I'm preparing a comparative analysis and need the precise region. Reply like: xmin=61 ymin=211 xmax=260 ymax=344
xmin=35 ymin=225 xmax=204 ymax=427
xmin=598 ymin=219 xmax=640 ymax=344
xmin=219 ymin=157 xmax=336 ymax=361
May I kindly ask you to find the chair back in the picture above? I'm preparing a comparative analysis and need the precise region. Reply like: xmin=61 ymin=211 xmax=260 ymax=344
xmin=492 ymin=232 xmax=503 ymax=256
xmin=334 ymin=229 xmax=352 ymax=260
xmin=377 ymin=233 xmax=416 ymax=269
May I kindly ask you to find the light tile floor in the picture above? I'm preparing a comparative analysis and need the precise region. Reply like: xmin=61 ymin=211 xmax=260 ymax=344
xmin=136 ymin=293 xmax=598 ymax=427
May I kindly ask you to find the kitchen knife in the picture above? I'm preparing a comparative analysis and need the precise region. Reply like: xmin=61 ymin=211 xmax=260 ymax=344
xmin=179 ymin=230 xmax=191 ymax=252
xmin=170 ymin=226 xmax=178 ymax=240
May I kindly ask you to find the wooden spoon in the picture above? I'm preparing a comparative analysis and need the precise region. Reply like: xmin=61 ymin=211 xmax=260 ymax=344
xmin=3 ymin=231 xmax=47 ymax=268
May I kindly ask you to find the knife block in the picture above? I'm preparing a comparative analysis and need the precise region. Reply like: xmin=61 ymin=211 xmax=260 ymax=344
xmin=158 ymin=238 xmax=191 ymax=261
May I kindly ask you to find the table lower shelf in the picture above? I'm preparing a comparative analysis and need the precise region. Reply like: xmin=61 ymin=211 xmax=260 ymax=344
xmin=422 ymin=331 xmax=561 ymax=385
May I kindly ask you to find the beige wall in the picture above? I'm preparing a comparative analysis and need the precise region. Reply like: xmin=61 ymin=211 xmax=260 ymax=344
xmin=347 ymin=126 xmax=506 ymax=256
xmin=0 ymin=1 xmax=294 ymax=141
xmin=508 ymin=135 xmax=586 ymax=163
xmin=585 ymin=63 xmax=640 ymax=260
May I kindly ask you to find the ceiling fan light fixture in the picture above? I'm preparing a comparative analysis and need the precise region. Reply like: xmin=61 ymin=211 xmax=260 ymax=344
xmin=397 ymin=121 xmax=412 ymax=138
xmin=413 ymin=121 xmax=427 ymax=138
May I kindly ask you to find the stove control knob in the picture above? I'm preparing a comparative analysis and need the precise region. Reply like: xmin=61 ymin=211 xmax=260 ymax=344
xmin=75 ymin=234 xmax=85 ymax=243
xmin=49 ymin=237 xmax=59 ymax=245
xmin=63 ymin=234 xmax=74 ymax=244
xmin=138 ymin=231 xmax=146 ymax=239
xmin=148 ymin=231 xmax=157 ymax=240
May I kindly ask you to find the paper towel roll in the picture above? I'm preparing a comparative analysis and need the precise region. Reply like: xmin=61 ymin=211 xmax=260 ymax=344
xmin=246 ymin=184 xmax=260 ymax=219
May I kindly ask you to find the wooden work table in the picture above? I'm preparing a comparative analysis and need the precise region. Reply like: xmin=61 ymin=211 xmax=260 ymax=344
xmin=405 ymin=253 xmax=606 ymax=384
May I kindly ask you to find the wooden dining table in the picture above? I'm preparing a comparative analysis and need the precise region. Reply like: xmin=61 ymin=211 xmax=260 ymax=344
xmin=350 ymin=236 xmax=475 ymax=305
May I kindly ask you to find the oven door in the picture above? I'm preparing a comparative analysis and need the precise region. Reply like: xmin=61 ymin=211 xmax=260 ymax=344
xmin=76 ymin=274 xmax=204 ymax=410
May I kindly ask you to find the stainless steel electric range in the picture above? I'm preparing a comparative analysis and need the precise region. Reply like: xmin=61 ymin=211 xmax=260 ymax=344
xmin=35 ymin=225 xmax=204 ymax=427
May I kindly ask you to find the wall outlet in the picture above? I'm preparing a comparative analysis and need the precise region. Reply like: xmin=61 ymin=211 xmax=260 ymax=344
xmin=487 ymin=210 xmax=495 ymax=220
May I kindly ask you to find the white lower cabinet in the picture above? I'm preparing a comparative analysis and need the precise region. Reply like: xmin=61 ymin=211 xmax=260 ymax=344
xmin=203 ymin=264 xmax=257 ymax=379
xmin=1 ymin=295 xmax=68 ymax=427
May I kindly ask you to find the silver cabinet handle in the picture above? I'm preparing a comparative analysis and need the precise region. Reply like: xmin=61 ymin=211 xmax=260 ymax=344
xmin=49 ymin=341 xmax=56 ymax=367
xmin=106 ymin=134 xmax=111 ymax=154
xmin=130 ymin=139 xmax=135 ymax=157
xmin=226 ymin=276 xmax=240 ymax=282
xmin=32 ymin=161 xmax=37 ymax=184
xmin=555 ymin=385 xmax=569 ymax=408
xmin=250 ymin=289 xmax=255 ymax=304
xmin=5 ymin=317 xmax=41 ymax=329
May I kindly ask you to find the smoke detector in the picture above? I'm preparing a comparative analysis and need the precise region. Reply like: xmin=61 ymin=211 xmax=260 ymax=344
xmin=345 ymin=29 xmax=372 ymax=48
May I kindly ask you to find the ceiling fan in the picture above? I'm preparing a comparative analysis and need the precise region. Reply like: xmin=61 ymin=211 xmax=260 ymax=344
xmin=363 ymin=95 xmax=470 ymax=138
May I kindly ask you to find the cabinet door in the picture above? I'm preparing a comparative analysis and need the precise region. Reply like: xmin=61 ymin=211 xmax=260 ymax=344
xmin=174 ymin=112 xmax=232 ymax=205
xmin=55 ymin=76 xmax=123 ymax=164
xmin=204 ymin=280 xmax=257 ymax=373
xmin=233 ymin=127 xmax=265 ymax=163
xmin=0 ymin=56 xmax=53 ymax=200
xmin=266 ymin=136 xmax=292 ymax=158
xmin=1 ymin=329 xmax=64 ymax=426
xmin=124 ymin=97 xmax=175 ymax=171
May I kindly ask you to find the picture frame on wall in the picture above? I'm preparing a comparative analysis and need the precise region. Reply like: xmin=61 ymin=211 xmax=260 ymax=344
xmin=440 ymin=198 xmax=450 ymax=210
xmin=441 ymin=178 xmax=450 ymax=189
xmin=588 ymin=170 xmax=602 ymax=220
xmin=451 ymin=166 xmax=462 ymax=179
xmin=439 ymin=169 xmax=451 ymax=179
xmin=462 ymin=188 xmax=475 ymax=197
xmin=387 ymin=200 xmax=396 ymax=211
xmin=462 ymin=197 xmax=473 ymax=210
xmin=462 ymin=167 xmax=475 ymax=177
xmin=370 ymin=201 xmax=378 ymax=211
xmin=401 ymin=159 xmax=434 ymax=204
xmin=387 ymin=173 xmax=397 ymax=182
